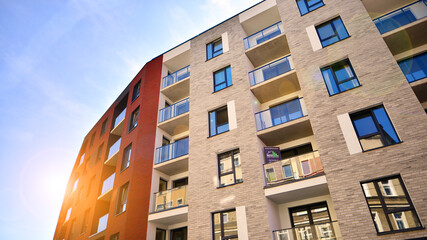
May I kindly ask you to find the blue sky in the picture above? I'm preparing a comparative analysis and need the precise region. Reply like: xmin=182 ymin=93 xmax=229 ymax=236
xmin=0 ymin=0 xmax=260 ymax=239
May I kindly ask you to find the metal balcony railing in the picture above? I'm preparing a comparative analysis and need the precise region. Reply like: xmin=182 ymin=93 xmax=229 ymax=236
xmin=373 ymin=0 xmax=427 ymax=34
xmin=243 ymin=22 xmax=284 ymax=50
xmin=273 ymin=221 xmax=341 ymax=240
xmin=255 ymin=98 xmax=306 ymax=131
xmin=100 ymin=173 xmax=115 ymax=196
xmin=97 ymin=214 xmax=108 ymax=233
xmin=264 ymin=151 xmax=323 ymax=185
xmin=108 ymin=138 xmax=121 ymax=159
xmin=155 ymin=138 xmax=189 ymax=164
xmin=249 ymin=55 xmax=294 ymax=86
xmin=113 ymin=108 xmax=126 ymax=129
xmin=162 ymin=65 xmax=190 ymax=89
xmin=154 ymin=185 xmax=187 ymax=212
xmin=159 ymin=98 xmax=189 ymax=123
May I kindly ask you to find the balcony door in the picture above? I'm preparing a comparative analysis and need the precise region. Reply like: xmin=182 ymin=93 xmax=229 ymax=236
xmin=289 ymin=202 xmax=335 ymax=240
xmin=171 ymin=227 xmax=187 ymax=240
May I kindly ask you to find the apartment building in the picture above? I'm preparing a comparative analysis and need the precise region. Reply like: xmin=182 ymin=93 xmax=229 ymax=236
xmin=53 ymin=0 xmax=427 ymax=239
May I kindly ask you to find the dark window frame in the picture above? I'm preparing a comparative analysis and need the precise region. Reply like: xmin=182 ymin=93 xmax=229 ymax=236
xmin=209 ymin=106 xmax=229 ymax=137
xmin=101 ymin=117 xmax=109 ymax=136
xmin=217 ymin=149 xmax=242 ymax=188
xmin=121 ymin=143 xmax=132 ymax=171
xmin=213 ymin=66 xmax=232 ymax=92
xmin=289 ymin=201 xmax=332 ymax=227
xmin=360 ymin=174 xmax=424 ymax=235
xmin=296 ymin=0 xmax=324 ymax=15
xmin=350 ymin=105 xmax=401 ymax=152
xmin=321 ymin=59 xmax=360 ymax=96
xmin=316 ymin=17 xmax=350 ymax=48
xmin=115 ymin=182 xmax=129 ymax=214
xmin=131 ymin=80 xmax=141 ymax=102
xmin=206 ymin=38 xmax=223 ymax=60
xmin=398 ymin=52 xmax=427 ymax=83
xmin=128 ymin=106 xmax=140 ymax=132
xmin=211 ymin=209 xmax=238 ymax=240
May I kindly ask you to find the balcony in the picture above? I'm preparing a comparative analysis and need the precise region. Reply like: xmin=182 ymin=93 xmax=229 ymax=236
xmin=249 ymin=55 xmax=299 ymax=103
xmin=89 ymin=214 xmax=108 ymax=239
xmin=158 ymin=99 xmax=189 ymax=136
xmin=148 ymin=186 xmax=188 ymax=225
xmin=154 ymin=138 xmax=189 ymax=175
xmin=273 ymin=221 xmax=342 ymax=240
xmin=79 ymin=153 xmax=85 ymax=166
xmin=373 ymin=0 xmax=427 ymax=55
xmin=161 ymin=66 xmax=190 ymax=102
xmin=244 ymin=22 xmax=289 ymax=68
xmin=98 ymin=173 xmax=115 ymax=201
xmin=105 ymin=138 xmax=121 ymax=166
xmin=264 ymin=151 xmax=324 ymax=187
xmin=110 ymin=108 xmax=126 ymax=136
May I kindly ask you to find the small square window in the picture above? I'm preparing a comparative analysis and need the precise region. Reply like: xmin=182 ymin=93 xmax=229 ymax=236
xmin=132 ymin=81 xmax=141 ymax=102
xmin=218 ymin=149 xmax=242 ymax=187
xmin=128 ymin=107 xmax=139 ymax=132
xmin=121 ymin=144 xmax=132 ymax=171
xmin=207 ymin=38 xmax=223 ymax=60
xmin=321 ymin=59 xmax=360 ymax=95
xmin=177 ymin=198 xmax=183 ymax=206
xmin=209 ymin=106 xmax=229 ymax=137
xmin=116 ymin=183 xmax=129 ymax=214
xmin=212 ymin=209 xmax=238 ymax=239
xmin=101 ymin=117 xmax=108 ymax=136
xmin=316 ymin=17 xmax=349 ymax=47
xmin=213 ymin=66 xmax=232 ymax=92
xmin=398 ymin=52 xmax=427 ymax=83
xmin=350 ymin=105 xmax=400 ymax=151
xmin=297 ymin=0 xmax=324 ymax=15
xmin=361 ymin=175 xmax=422 ymax=234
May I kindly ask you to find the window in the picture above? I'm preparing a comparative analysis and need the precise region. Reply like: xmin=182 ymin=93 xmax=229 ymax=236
xmin=213 ymin=66 xmax=232 ymax=92
xmin=218 ymin=149 xmax=242 ymax=187
xmin=297 ymin=0 xmax=324 ymax=15
xmin=72 ymin=179 xmax=79 ymax=192
xmin=398 ymin=53 xmax=427 ymax=83
xmin=321 ymin=59 xmax=360 ymax=95
xmin=87 ymin=176 xmax=95 ymax=197
xmin=96 ymin=143 xmax=104 ymax=162
xmin=281 ymin=143 xmax=313 ymax=159
xmin=350 ymin=105 xmax=400 ymax=151
xmin=171 ymin=227 xmax=187 ymax=240
xmin=65 ymin=208 xmax=72 ymax=221
xmin=89 ymin=132 xmax=96 ymax=147
xmin=110 ymin=233 xmax=119 ymax=240
xmin=209 ymin=106 xmax=229 ymax=136
xmin=116 ymin=183 xmax=129 ymax=214
xmin=132 ymin=80 xmax=141 ymax=102
xmin=207 ymin=38 xmax=223 ymax=60
xmin=121 ymin=144 xmax=132 ymax=171
xmin=101 ymin=117 xmax=108 ymax=136
xmin=212 ymin=209 xmax=238 ymax=240
xmin=316 ymin=17 xmax=349 ymax=47
xmin=361 ymin=175 xmax=422 ymax=234
xmin=290 ymin=202 xmax=335 ymax=239
xmin=266 ymin=168 xmax=276 ymax=182
xmin=81 ymin=209 xmax=89 ymax=233
xmin=128 ymin=107 xmax=139 ymax=131
xmin=155 ymin=229 xmax=166 ymax=240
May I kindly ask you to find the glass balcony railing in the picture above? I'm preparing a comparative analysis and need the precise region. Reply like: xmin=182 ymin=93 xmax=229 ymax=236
xmin=162 ymin=65 xmax=190 ymax=89
xmin=159 ymin=98 xmax=190 ymax=123
xmin=273 ymin=221 xmax=341 ymax=240
xmin=373 ymin=0 xmax=427 ymax=34
xmin=97 ymin=214 xmax=108 ymax=233
xmin=244 ymin=22 xmax=284 ymax=50
xmin=264 ymin=151 xmax=323 ymax=185
xmin=155 ymin=138 xmax=189 ymax=164
xmin=108 ymin=138 xmax=121 ymax=159
xmin=100 ymin=173 xmax=115 ymax=196
xmin=154 ymin=185 xmax=187 ymax=212
xmin=255 ymin=98 xmax=306 ymax=131
xmin=113 ymin=108 xmax=126 ymax=129
xmin=249 ymin=55 xmax=294 ymax=86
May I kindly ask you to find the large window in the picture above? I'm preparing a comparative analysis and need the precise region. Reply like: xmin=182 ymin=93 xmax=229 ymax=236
xmin=213 ymin=66 xmax=232 ymax=92
xmin=121 ymin=144 xmax=132 ymax=171
xmin=350 ymin=105 xmax=400 ymax=151
xmin=128 ymin=107 xmax=139 ymax=132
xmin=207 ymin=38 xmax=223 ymax=60
xmin=297 ymin=0 xmax=324 ymax=15
xmin=209 ymin=106 xmax=229 ymax=136
xmin=132 ymin=80 xmax=141 ymax=102
xmin=116 ymin=183 xmax=129 ymax=214
xmin=361 ymin=175 xmax=422 ymax=234
xmin=321 ymin=59 xmax=360 ymax=95
xmin=316 ymin=17 xmax=349 ymax=47
xmin=212 ymin=209 xmax=238 ymax=240
xmin=398 ymin=53 xmax=427 ymax=83
xmin=218 ymin=149 xmax=242 ymax=187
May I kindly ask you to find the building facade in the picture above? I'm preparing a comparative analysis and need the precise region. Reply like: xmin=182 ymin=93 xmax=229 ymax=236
xmin=54 ymin=0 xmax=427 ymax=239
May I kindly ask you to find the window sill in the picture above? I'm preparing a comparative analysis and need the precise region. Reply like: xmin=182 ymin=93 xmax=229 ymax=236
xmin=213 ymin=84 xmax=233 ymax=94
xmin=328 ymin=84 xmax=361 ymax=96
xmin=206 ymin=53 xmax=223 ymax=62
xmin=114 ymin=210 xmax=127 ymax=217
xmin=131 ymin=95 xmax=139 ymax=104
xmin=208 ymin=130 xmax=230 ymax=138
xmin=376 ymin=226 xmax=425 ymax=236
xmin=361 ymin=141 xmax=403 ymax=153
xmin=120 ymin=166 xmax=129 ymax=174
xmin=128 ymin=125 xmax=137 ymax=134
xmin=321 ymin=35 xmax=351 ymax=48
xmin=217 ymin=181 xmax=243 ymax=189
